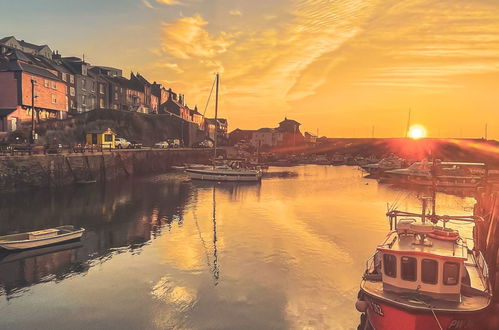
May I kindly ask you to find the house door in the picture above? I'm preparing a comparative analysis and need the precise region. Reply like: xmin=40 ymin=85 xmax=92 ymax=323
xmin=10 ymin=118 xmax=17 ymax=131
xmin=92 ymin=134 xmax=97 ymax=144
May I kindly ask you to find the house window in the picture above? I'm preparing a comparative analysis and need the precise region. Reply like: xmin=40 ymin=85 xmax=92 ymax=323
xmin=62 ymin=73 xmax=67 ymax=82
xmin=100 ymin=84 xmax=105 ymax=94
xmin=82 ymin=66 xmax=87 ymax=76
xmin=401 ymin=256 xmax=417 ymax=281
xmin=92 ymin=82 xmax=96 ymax=92
xmin=100 ymin=98 xmax=104 ymax=108
xmin=44 ymin=79 xmax=49 ymax=88
xmin=82 ymin=95 xmax=86 ymax=105
xmin=70 ymin=87 xmax=75 ymax=96
xmin=422 ymin=259 xmax=438 ymax=284
xmin=51 ymin=81 xmax=56 ymax=89
xmin=383 ymin=254 xmax=397 ymax=278
xmin=70 ymin=75 xmax=74 ymax=84
xmin=443 ymin=262 xmax=460 ymax=285
xmin=51 ymin=94 xmax=57 ymax=104
xmin=114 ymin=93 xmax=118 ymax=101
xmin=104 ymin=134 xmax=113 ymax=142
xmin=82 ymin=79 xmax=86 ymax=90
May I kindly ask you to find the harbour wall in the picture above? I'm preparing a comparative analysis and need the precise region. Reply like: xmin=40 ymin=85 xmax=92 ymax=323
xmin=0 ymin=149 xmax=217 ymax=192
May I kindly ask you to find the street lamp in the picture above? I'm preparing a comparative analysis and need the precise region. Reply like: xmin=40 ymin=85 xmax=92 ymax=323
xmin=30 ymin=79 xmax=38 ymax=144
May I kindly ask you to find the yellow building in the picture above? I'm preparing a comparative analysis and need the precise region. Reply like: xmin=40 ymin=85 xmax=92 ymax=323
xmin=85 ymin=128 xmax=116 ymax=149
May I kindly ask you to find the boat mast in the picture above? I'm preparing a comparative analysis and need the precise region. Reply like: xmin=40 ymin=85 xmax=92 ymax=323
xmin=213 ymin=73 xmax=219 ymax=165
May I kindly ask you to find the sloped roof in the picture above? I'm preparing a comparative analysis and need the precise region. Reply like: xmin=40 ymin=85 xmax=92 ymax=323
xmin=0 ymin=60 xmax=60 ymax=81
xmin=18 ymin=39 xmax=49 ymax=51
xmin=0 ymin=36 xmax=16 ymax=44
xmin=7 ymin=49 xmax=31 ymax=62
xmin=279 ymin=117 xmax=301 ymax=125
xmin=256 ymin=128 xmax=274 ymax=133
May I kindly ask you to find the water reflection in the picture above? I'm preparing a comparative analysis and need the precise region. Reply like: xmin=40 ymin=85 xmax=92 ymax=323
xmin=0 ymin=166 xmax=488 ymax=329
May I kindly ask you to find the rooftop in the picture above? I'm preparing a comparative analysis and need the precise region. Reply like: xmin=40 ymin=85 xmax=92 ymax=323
xmin=378 ymin=230 xmax=467 ymax=260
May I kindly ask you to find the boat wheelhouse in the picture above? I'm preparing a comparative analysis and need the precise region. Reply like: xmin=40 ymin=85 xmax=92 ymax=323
xmin=357 ymin=198 xmax=491 ymax=330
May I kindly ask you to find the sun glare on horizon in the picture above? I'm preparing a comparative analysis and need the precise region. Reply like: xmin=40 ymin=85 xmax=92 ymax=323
xmin=408 ymin=125 xmax=427 ymax=139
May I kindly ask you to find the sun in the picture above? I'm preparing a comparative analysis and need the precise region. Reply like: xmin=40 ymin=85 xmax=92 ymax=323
xmin=408 ymin=125 xmax=427 ymax=139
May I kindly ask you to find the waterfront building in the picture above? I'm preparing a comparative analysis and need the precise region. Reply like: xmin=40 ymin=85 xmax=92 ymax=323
xmin=277 ymin=117 xmax=304 ymax=146
xmin=228 ymin=128 xmax=255 ymax=145
xmin=251 ymin=128 xmax=284 ymax=149
xmin=205 ymin=118 xmax=228 ymax=145
xmin=105 ymin=76 xmax=129 ymax=111
xmin=160 ymin=89 xmax=191 ymax=121
xmin=0 ymin=49 xmax=68 ymax=133
xmin=89 ymin=66 xmax=124 ymax=111
xmin=61 ymin=57 xmax=97 ymax=113
xmin=189 ymin=106 xmax=204 ymax=129
xmin=151 ymin=82 xmax=169 ymax=106
xmin=0 ymin=36 xmax=52 ymax=59
xmin=229 ymin=118 xmax=302 ymax=148
xmin=131 ymin=73 xmax=157 ymax=113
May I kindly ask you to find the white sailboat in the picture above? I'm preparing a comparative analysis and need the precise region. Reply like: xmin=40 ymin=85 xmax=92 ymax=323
xmin=186 ymin=73 xmax=262 ymax=182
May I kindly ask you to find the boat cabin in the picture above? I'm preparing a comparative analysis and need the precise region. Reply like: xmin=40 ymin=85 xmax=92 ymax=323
xmin=377 ymin=220 xmax=466 ymax=302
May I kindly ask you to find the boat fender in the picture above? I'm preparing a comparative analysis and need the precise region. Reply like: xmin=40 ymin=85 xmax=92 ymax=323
xmin=355 ymin=300 xmax=368 ymax=313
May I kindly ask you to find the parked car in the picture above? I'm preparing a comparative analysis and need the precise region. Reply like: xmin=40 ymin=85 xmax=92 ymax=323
xmin=192 ymin=140 xmax=213 ymax=148
xmin=154 ymin=141 xmax=169 ymax=149
xmin=128 ymin=141 xmax=142 ymax=149
xmin=166 ymin=139 xmax=181 ymax=148
xmin=115 ymin=138 xmax=131 ymax=149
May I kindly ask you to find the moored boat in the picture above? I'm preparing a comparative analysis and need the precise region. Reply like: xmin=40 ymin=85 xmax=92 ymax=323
xmin=187 ymin=159 xmax=262 ymax=182
xmin=384 ymin=160 xmax=487 ymax=188
xmin=0 ymin=225 xmax=85 ymax=251
xmin=356 ymin=198 xmax=491 ymax=330
xmin=361 ymin=154 xmax=405 ymax=177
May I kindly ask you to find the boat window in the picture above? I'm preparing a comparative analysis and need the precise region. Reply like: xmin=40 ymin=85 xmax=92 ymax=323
xmin=444 ymin=262 xmax=460 ymax=285
xmin=383 ymin=254 xmax=397 ymax=278
xmin=421 ymin=259 xmax=438 ymax=284
xmin=401 ymin=256 xmax=417 ymax=281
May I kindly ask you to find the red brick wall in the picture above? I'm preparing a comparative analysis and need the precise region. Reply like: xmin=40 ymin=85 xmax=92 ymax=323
xmin=0 ymin=72 xmax=18 ymax=109
xmin=21 ymin=73 xmax=68 ymax=112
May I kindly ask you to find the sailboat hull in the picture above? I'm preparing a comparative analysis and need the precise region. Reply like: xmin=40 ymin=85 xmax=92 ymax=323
xmin=186 ymin=169 xmax=262 ymax=182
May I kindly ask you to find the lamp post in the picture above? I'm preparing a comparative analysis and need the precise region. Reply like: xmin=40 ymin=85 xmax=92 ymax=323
xmin=30 ymin=79 xmax=36 ymax=144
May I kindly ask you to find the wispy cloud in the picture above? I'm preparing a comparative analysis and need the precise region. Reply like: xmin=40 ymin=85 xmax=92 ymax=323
xmin=229 ymin=10 xmax=242 ymax=16
xmin=155 ymin=62 xmax=185 ymax=73
xmin=161 ymin=14 xmax=235 ymax=59
xmin=141 ymin=0 xmax=154 ymax=9
xmin=156 ymin=0 xmax=181 ymax=5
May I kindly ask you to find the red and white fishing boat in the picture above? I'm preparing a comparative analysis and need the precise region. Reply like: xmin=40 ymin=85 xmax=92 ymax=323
xmin=356 ymin=197 xmax=491 ymax=330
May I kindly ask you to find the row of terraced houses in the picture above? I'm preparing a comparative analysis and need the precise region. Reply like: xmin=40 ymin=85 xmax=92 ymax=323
xmin=0 ymin=36 xmax=227 ymax=140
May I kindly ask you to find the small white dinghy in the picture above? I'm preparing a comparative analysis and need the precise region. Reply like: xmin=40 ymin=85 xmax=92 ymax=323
xmin=0 ymin=226 xmax=85 ymax=251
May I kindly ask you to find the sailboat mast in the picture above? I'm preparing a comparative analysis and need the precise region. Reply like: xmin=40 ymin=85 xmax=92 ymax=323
xmin=213 ymin=73 xmax=219 ymax=162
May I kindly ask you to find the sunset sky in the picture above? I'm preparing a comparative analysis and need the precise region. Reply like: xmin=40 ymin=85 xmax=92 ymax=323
xmin=1 ymin=0 xmax=498 ymax=138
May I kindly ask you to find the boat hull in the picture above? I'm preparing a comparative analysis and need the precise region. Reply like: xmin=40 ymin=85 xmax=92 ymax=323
xmin=363 ymin=294 xmax=486 ymax=330
xmin=0 ymin=230 xmax=85 ymax=251
xmin=186 ymin=169 xmax=262 ymax=182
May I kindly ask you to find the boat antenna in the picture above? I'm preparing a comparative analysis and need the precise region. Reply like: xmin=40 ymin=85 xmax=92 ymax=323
xmin=213 ymin=72 xmax=219 ymax=167
xmin=405 ymin=108 xmax=412 ymax=137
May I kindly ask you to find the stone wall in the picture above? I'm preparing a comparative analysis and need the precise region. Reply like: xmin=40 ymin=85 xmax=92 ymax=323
xmin=0 ymin=149 xmax=217 ymax=192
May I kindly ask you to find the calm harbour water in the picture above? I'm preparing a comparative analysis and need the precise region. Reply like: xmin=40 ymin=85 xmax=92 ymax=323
xmin=0 ymin=165 xmax=476 ymax=330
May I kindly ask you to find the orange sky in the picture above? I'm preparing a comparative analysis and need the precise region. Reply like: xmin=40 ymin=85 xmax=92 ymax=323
xmin=3 ymin=0 xmax=499 ymax=138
